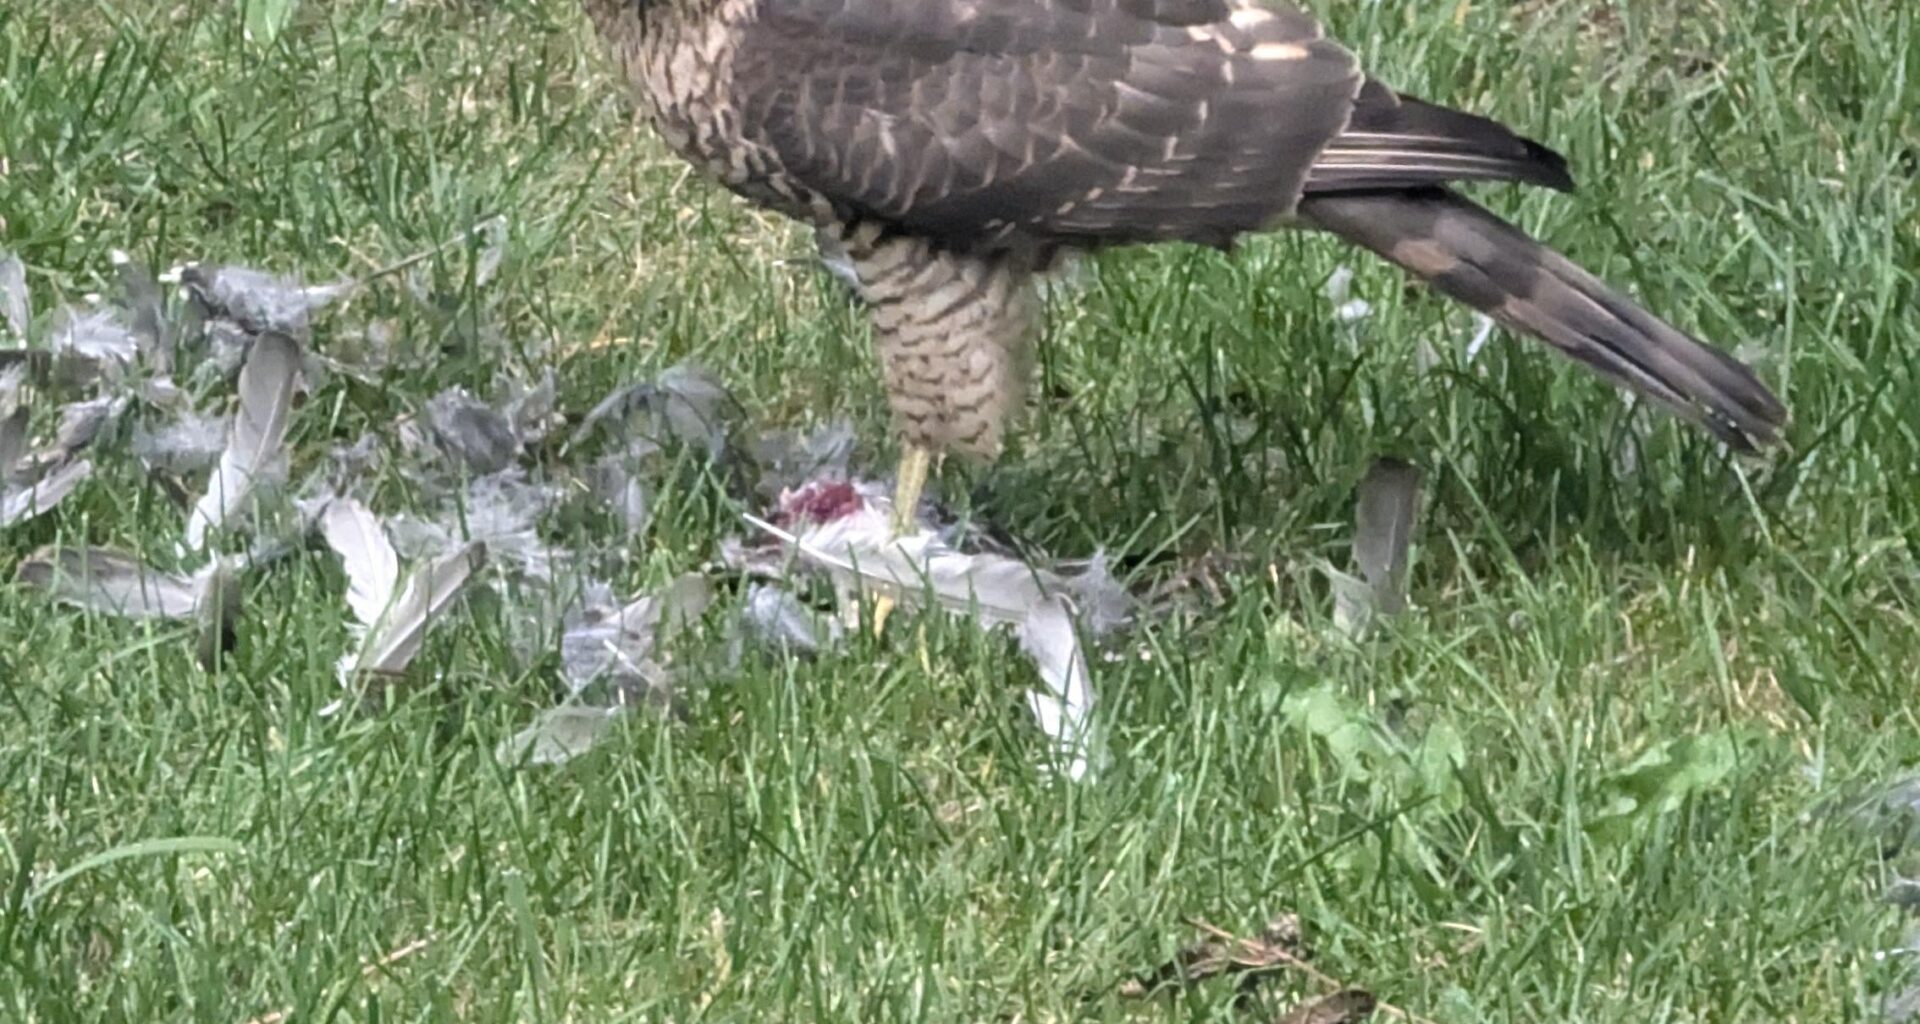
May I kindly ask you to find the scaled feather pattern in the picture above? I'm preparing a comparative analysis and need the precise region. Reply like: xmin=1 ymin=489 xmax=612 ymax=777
xmin=584 ymin=0 xmax=1786 ymax=458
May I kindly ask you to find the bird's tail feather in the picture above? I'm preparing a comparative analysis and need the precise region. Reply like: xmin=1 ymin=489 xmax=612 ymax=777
xmin=1298 ymin=187 xmax=1785 ymax=452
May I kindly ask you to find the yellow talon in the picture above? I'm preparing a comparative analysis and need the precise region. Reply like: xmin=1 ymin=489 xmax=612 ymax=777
xmin=869 ymin=443 xmax=934 ymax=635
xmin=870 ymin=593 xmax=897 ymax=635
xmin=891 ymin=443 xmax=932 ymax=535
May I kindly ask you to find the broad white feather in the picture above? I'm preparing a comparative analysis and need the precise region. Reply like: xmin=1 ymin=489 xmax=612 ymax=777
xmin=337 ymin=541 xmax=484 ymax=680
xmin=1017 ymin=596 xmax=1103 ymax=781
xmin=745 ymin=505 xmax=1059 ymax=626
xmin=320 ymin=498 xmax=400 ymax=628
xmin=748 ymin=484 xmax=1110 ymax=779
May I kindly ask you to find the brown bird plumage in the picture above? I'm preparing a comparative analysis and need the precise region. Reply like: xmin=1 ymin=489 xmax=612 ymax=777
xmin=583 ymin=0 xmax=1785 ymax=498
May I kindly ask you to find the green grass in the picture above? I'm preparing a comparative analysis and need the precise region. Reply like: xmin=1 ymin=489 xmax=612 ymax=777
xmin=2 ymin=0 xmax=1918 ymax=1020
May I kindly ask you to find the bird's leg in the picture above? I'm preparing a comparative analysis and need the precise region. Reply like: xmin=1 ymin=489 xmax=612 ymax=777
xmin=890 ymin=443 xmax=932 ymax=536
xmin=870 ymin=442 xmax=933 ymax=636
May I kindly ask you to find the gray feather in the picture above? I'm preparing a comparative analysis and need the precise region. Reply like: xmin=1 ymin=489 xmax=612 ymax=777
xmin=1352 ymin=457 xmax=1422 ymax=616
xmin=569 ymin=364 xmax=736 ymax=459
xmin=15 ymin=545 xmax=201 ymax=619
xmin=179 ymin=263 xmax=353 ymax=336
xmin=0 ymin=394 xmax=24 ymax=480
xmin=495 ymin=705 xmax=625 ymax=767
xmin=390 ymin=470 xmax=562 ymax=582
xmin=425 ymin=387 xmax=518 ymax=474
xmin=336 ymin=541 xmax=486 ymax=679
xmin=185 ymin=332 xmax=301 ymax=548
xmin=48 ymin=306 xmax=139 ymax=369
xmin=113 ymin=251 xmax=172 ymax=372
xmin=50 ymin=395 xmax=129 ymax=460
xmin=748 ymin=419 xmax=855 ymax=500
xmin=1 ymin=458 xmax=92 ymax=528
xmin=321 ymin=498 xmax=402 ymax=629
xmin=133 ymin=411 xmax=231 ymax=475
xmin=590 ymin=453 xmax=654 ymax=535
xmin=561 ymin=573 xmax=712 ymax=697
xmin=0 ymin=252 xmax=28 ymax=340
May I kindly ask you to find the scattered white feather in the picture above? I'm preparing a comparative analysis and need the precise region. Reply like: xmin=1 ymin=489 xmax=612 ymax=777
xmin=737 ymin=583 xmax=842 ymax=655
xmin=133 ymin=410 xmax=231 ymax=475
xmin=748 ymin=479 xmax=1112 ymax=778
xmin=48 ymin=306 xmax=139 ymax=368
xmin=1325 ymin=265 xmax=1373 ymax=323
xmin=185 ymin=332 xmax=301 ymax=549
xmin=14 ymin=545 xmax=233 ymax=623
xmin=0 ymin=251 xmax=28 ymax=339
xmin=746 ymin=488 xmax=1058 ymax=627
xmin=560 ymin=573 xmax=712 ymax=699
xmin=1 ymin=458 xmax=92 ymax=528
xmin=1465 ymin=313 xmax=1497 ymax=363
xmin=390 ymin=470 xmax=562 ymax=582
xmin=495 ymin=705 xmax=625 ymax=767
xmin=1327 ymin=568 xmax=1375 ymax=640
xmin=1017 ymin=596 xmax=1104 ymax=781
xmin=322 ymin=498 xmax=485 ymax=690
xmin=178 ymin=263 xmax=354 ymax=336
xmin=321 ymin=498 xmax=402 ymax=628
xmin=472 ymin=215 xmax=508 ymax=288
xmin=330 ymin=534 xmax=486 ymax=684
xmin=1060 ymin=550 xmax=1134 ymax=637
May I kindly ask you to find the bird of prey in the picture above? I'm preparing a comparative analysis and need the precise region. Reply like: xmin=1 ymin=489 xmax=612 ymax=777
xmin=582 ymin=0 xmax=1786 ymax=528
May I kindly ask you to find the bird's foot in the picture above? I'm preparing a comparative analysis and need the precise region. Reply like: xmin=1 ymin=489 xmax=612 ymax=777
xmin=870 ymin=443 xmax=934 ymax=635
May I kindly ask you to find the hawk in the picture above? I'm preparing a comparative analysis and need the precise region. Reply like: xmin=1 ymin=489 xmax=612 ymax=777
xmin=583 ymin=0 xmax=1786 ymax=527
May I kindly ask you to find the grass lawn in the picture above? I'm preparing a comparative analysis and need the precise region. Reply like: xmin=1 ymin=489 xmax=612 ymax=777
xmin=2 ymin=0 xmax=1918 ymax=1019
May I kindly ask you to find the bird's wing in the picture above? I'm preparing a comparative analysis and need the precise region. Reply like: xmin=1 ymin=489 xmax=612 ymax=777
xmin=732 ymin=0 xmax=1364 ymax=247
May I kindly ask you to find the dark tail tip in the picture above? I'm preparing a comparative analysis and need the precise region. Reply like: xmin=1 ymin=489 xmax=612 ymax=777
xmin=1521 ymin=138 xmax=1577 ymax=193
xmin=1300 ymin=188 xmax=1786 ymax=452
